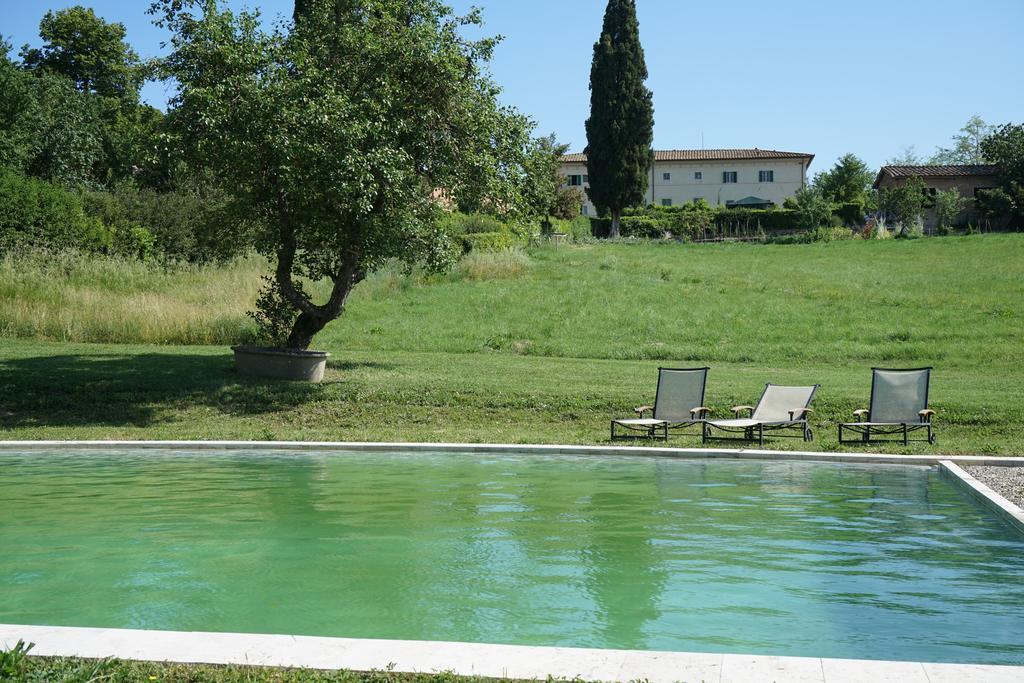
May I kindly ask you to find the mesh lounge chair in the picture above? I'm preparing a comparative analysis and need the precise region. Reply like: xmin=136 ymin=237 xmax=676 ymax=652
xmin=702 ymin=384 xmax=818 ymax=446
xmin=611 ymin=367 xmax=710 ymax=441
xmin=839 ymin=368 xmax=936 ymax=445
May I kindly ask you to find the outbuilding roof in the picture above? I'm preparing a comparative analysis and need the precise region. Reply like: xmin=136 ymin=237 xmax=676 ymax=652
xmin=560 ymin=149 xmax=815 ymax=164
xmin=873 ymin=164 xmax=1000 ymax=188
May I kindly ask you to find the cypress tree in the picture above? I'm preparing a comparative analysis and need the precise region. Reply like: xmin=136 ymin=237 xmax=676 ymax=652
xmin=585 ymin=0 xmax=654 ymax=238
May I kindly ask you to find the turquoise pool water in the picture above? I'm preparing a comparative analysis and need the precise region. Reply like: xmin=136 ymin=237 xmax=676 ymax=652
xmin=1 ymin=449 xmax=1022 ymax=665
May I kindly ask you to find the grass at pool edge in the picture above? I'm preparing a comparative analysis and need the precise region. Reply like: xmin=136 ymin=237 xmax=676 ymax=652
xmin=10 ymin=654 xmax=542 ymax=683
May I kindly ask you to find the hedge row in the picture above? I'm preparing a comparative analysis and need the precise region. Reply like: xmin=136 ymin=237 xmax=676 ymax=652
xmin=0 ymin=171 xmax=153 ymax=256
xmin=0 ymin=170 xmax=250 ymax=262
xmin=589 ymin=207 xmax=804 ymax=239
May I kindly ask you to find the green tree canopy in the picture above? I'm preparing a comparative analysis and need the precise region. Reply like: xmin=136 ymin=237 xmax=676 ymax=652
xmin=153 ymin=0 xmax=534 ymax=349
xmin=978 ymin=122 xmax=1024 ymax=227
xmin=21 ymin=6 xmax=145 ymax=103
xmin=813 ymin=153 xmax=874 ymax=204
xmin=521 ymin=134 xmax=573 ymax=225
xmin=931 ymin=115 xmax=994 ymax=165
xmin=584 ymin=0 xmax=654 ymax=238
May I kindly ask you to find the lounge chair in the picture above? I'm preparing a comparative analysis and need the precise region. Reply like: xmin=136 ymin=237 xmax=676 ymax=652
xmin=839 ymin=368 xmax=936 ymax=445
xmin=611 ymin=367 xmax=710 ymax=441
xmin=702 ymin=384 xmax=818 ymax=446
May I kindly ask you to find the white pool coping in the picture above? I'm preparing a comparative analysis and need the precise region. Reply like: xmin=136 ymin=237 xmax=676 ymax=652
xmin=940 ymin=460 xmax=1024 ymax=535
xmin=2 ymin=438 xmax=1024 ymax=468
xmin=3 ymin=624 xmax=1023 ymax=683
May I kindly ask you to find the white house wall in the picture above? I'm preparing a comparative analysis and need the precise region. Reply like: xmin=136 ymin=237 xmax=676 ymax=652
xmin=561 ymin=159 xmax=809 ymax=215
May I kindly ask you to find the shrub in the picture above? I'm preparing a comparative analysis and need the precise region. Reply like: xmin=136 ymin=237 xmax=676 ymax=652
xmin=620 ymin=215 xmax=666 ymax=239
xmin=934 ymin=188 xmax=967 ymax=236
xmin=713 ymin=207 xmax=801 ymax=233
xmin=792 ymin=186 xmax=833 ymax=231
xmin=113 ymin=222 xmax=156 ymax=259
xmin=567 ymin=215 xmax=593 ymax=241
xmin=808 ymin=226 xmax=857 ymax=243
xmin=83 ymin=183 xmax=250 ymax=263
xmin=589 ymin=217 xmax=612 ymax=238
xmin=880 ymin=177 xmax=925 ymax=233
xmin=834 ymin=201 xmax=866 ymax=227
xmin=0 ymin=170 xmax=107 ymax=252
xmin=462 ymin=231 xmax=518 ymax=252
xmin=446 ymin=212 xmax=506 ymax=235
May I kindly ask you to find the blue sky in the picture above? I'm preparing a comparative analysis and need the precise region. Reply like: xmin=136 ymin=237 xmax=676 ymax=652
xmin=4 ymin=0 xmax=1023 ymax=173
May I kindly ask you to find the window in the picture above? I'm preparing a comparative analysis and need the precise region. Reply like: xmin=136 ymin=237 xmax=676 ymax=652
xmin=663 ymin=172 xmax=671 ymax=181
xmin=723 ymin=171 xmax=738 ymax=184
xmin=582 ymin=205 xmax=589 ymax=216
xmin=583 ymin=175 xmax=589 ymax=184
xmin=759 ymin=170 xmax=774 ymax=183
xmin=694 ymin=172 xmax=703 ymax=181
xmin=661 ymin=198 xmax=673 ymax=207
xmin=567 ymin=175 xmax=583 ymax=187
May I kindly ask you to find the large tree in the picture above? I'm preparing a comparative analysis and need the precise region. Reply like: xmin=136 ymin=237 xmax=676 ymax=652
xmin=152 ymin=0 xmax=533 ymax=350
xmin=930 ymin=115 xmax=994 ymax=165
xmin=813 ymin=153 xmax=874 ymax=204
xmin=21 ymin=6 xmax=144 ymax=103
xmin=584 ymin=0 xmax=653 ymax=238
xmin=977 ymin=123 xmax=1024 ymax=227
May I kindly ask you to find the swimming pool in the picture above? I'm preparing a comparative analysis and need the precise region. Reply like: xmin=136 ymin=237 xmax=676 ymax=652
xmin=1 ymin=448 xmax=1022 ymax=665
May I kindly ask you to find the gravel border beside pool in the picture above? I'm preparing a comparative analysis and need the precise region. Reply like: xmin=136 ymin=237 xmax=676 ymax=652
xmin=965 ymin=466 xmax=1024 ymax=509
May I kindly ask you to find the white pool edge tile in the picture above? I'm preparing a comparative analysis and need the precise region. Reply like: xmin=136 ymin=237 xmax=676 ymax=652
xmin=1 ymin=439 xmax=1022 ymax=468
xmin=939 ymin=460 xmax=1024 ymax=535
xmin=3 ymin=624 xmax=1023 ymax=683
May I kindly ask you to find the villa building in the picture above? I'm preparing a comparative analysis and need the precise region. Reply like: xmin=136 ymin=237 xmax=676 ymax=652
xmin=560 ymin=148 xmax=815 ymax=215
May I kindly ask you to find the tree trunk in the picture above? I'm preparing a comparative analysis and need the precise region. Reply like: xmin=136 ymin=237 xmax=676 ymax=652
xmin=609 ymin=209 xmax=621 ymax=239
xmin=286 ymin=311 xmax=328 ymax=351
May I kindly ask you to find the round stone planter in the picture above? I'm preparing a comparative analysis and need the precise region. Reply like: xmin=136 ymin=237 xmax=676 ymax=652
xmin=231 ymin=346 xmax=330 ymax=383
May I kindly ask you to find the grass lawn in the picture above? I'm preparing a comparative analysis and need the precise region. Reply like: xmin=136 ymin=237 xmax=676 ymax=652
xmin=11 ymin=656 xmax=508 ymax=683
xmin=1 ymin=234 xmax=1022 ymax=454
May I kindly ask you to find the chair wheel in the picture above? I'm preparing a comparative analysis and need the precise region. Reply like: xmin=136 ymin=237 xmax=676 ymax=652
xmin=929 ymin=434 xmax=937 ymax=445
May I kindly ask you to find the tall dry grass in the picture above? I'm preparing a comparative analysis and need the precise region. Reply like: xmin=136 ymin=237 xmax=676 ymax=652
xmin=0 ymin=251 xmax=265 ymax=345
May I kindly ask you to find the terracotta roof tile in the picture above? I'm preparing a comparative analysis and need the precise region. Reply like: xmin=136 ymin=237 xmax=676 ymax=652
xmin=873 ymin=164 xmax=1000 ymax=188
xmin=878 ymin=164 xmax=999 ymax=178
xmin=560 ymin=149 xmax=814 ymax=164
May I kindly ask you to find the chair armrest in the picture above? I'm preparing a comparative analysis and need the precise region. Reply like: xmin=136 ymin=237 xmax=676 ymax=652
xmin=731 ymin=405 xmax=755 ymax=417
xmin=919 ymin=409 xmax=936 ymax=423
xmin=634 ymin=405 xmax=654 ymax=417
xmin=852 ymin=409 xmax=869 ymax=419
xmin=690 ymin=407 xmax=712 ymax=419
xmin=789 ymin=407 xmax=813 ymax=421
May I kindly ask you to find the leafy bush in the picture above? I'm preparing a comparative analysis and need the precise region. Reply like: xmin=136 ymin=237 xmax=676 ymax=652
xmin=834 ymin=201 xmax=867 ymax=227
xmin=880 ymin=177 xmax=925 ymax=233
xmin=589 ymin=217 xmax=612 ymax=238
xmin=934 ymin=188 xmax=967 ymax=235
xmin=444 ymin=213 xmax=507 ymax=235
xmin=462 ymin=231 xmax=518 ymax=252
xmin=566 ymin=215 xmax=593 ymax=241
xmin=713 ymin=207 xmax=801 ymax=233
xmin=620 ymin=215 xmax=666 ymax=238
xmin=791 ymin=186 xmax=833 ymax=231
xmin=809 ymin=226 xmax=857 ymax=243
xmin=83 ymin=183 xmax=248 ymax=263
xmin=0 ymin=170 xmax=111 ymax=252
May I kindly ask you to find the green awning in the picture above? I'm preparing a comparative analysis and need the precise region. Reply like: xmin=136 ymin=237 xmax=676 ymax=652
xmin=726 ymin=196 xmax=774 ymax=207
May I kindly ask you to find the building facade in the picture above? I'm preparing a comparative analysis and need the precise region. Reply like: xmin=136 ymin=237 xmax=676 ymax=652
xmin=873 ymin=165 xmax=1000 ymax=229
xmin=560 ymin=149 xmax=814 ymax=215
